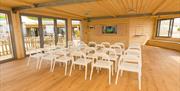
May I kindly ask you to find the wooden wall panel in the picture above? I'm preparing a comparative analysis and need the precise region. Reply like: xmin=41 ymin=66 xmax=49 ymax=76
xmin=84 ymin=17 xmax=154 ymax=47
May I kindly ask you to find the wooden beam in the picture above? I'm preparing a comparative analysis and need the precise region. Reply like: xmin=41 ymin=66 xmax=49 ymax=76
xmin=12 ymin=0 xmax=101 ymax=12
xmin=152 ymin=0 xmax=171 ymax=15
xmin=87 ymin=11 xmax=180 ymax=20
xmin=49 ymin=7 xmax=86 ymax=18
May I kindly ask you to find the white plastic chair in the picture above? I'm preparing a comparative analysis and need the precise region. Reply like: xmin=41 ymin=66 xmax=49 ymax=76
xmin=52 ymin=50 xmax=71 ymax=75
xmin=104 ymin=48 xmax=119 ymax=72
xmin=69 ymin=51 xmax=93 ymax=80
xmin=115 ymin=49 xmax=142 ymax=90
xmin=38 ymin=50 xmax=59 ymax=72
xmin=90 ymin=52 xmax=113 ymax=84
xmin=85 ymin=47 xmax=97 ymax=61
xmin=101 ymin=42 xmax=111 ymax=48
xmin=27 ymin=48 xmax=44 ymax=69
xmin=110 ymin=44 xmax=123 ymax=56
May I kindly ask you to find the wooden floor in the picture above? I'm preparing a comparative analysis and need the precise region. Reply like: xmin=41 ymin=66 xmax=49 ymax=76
xmin=0 ymin=46 xmax=180 ymax=91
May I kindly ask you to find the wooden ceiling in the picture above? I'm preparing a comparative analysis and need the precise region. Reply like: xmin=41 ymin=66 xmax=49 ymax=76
xmin=0 ymin=0 xmax=179 ymax=19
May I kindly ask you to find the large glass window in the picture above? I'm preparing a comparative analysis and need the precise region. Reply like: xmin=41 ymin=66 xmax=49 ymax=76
xmin=157 ymin=18 xmax=180 ymax=38
xmin=57 ymin=19 xmax=67 ymax=46
xmin=172 ymin=18 xmax=180 ymax=38
xmin=0 ymin=12 xmax=14 ymax=61
xmin=42 ymin=18 xmax=55 ymax=47
xmin=158 ymin=19 xmax=171 ymax=37
xmin=21 ymin=16 xmax=40 ymax=54
xmin=72 ymin=20 xmax=81 ymax=46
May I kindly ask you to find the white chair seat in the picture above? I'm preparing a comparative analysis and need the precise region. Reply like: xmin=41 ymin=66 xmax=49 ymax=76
xmin=93 ymin=60 xmax=113 ymax=68
xmin=42 ymin=55 xmax=59 ymax=60
xmin=73 ymin=58 xmax=92 ymax=65
xmin=120 ymin=63 xmax=139 ymax=73
xmin=86 ymin=53 xmax=97 ymax=59
xmin=55 ymin=56 xmax=71 ymax=62
xmin=124 ymin=55 xmax=140 ymax=62
xmin=31 ymin=53 xmax=45 ymax=58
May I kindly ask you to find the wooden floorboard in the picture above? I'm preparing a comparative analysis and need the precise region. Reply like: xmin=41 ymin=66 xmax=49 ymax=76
xmin=0 ymin=46 xmax=180 ymax=91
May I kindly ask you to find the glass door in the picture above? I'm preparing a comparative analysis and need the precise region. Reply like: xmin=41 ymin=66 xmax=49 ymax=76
xmin=42 ymin=18 xmax=55 ymax=47
xmin=21 ymin=16 xmax=40 ymax=55
xmin=0 ymin=12 xmax=14 ymax=61
xmin=57 ymin=19 xmax=67 ymax=47
xmin=72 ymin=20 xmax=81 ymax=46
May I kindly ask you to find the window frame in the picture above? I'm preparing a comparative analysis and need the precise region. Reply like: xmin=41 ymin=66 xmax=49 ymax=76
xmin=20 ymin=13 xmax=68 ymax=56
xmin=156 ymin=18 xmax=179 ymax=38
xmin=0 ymin=9 xmax=16 ymax=63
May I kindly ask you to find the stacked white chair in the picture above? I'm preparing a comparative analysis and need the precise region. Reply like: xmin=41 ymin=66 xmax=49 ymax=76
xmin=69 ymin=51 xmax=93 ymax=80
xmin=115 ymin=46 xmax=142 ymax=90
xmin=90 ymin=52 xmax=113 ymax=84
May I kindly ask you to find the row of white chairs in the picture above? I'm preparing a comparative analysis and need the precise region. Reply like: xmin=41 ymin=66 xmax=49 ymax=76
xmin=27 ymin=41 xmax=142 ymax=90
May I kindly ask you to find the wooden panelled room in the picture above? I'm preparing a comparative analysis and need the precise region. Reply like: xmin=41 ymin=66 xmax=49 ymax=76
xmin=0 ymin=0 xmax=179 ymax=91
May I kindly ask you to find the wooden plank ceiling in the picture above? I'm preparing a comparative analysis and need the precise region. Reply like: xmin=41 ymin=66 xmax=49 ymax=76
xmin=0 ymin=0 xmax=179 ymax=19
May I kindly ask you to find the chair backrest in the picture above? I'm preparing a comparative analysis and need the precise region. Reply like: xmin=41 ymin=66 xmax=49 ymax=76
xmin=101 ymin=42 xmax=111 ymax=48
xmin=88 ymin=41 xmax=97 ymax=47
xmin=96 ymin=52 xmax=110 ymax=61
xmin=104 ymin=48 xmax=117 ymax=56
xmin=85 ymin=47 xmax=96 ymax=54
xmin=96 ymin=44 xmax=105 ymax=51
xmin=110 ymin=44 xmax=123 ymax=55
xmin=71 ymin=50 xmax=87 ymax=62
xmin=114 ymin=42 xmax=125 ymax=50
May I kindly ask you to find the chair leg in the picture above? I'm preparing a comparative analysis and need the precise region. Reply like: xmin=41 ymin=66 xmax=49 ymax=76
xmin=120 ymin=69 xmax=123 ymax=77
xmin=38 ymin=58 xmax=43 ymax=70
xmin=69 ymin=63 xmax=73 ymax=76
xmin=65 ymin=62 xmax=67 ymax=76
xmin=109 ymin=67 xmax=111 ymax=85
xmin=50 ymin=60 xmax=53 ymax=72
xmin=138 ymin=72 xmax=142 ymax=90
xmin=112 ymin=65 xmax=114 ymax=76
xmin=27 ymin=57 xmax=31 ymax=66
xmin=115 ymin=61 xmax=117 ymax=72
xmin=36 ymin=58 xmax=40 ymax=69
xmin=90 ymin=66 xmax=94 ymax=80
xmin=115 ymin=69 xmax=120 ymax=84
xmin=85 ymin=65 xmax=87 ymax=80
xmin=52 ymin=61 xmax=56 ymax=72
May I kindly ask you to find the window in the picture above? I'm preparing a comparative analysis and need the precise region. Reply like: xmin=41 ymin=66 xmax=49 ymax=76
xmin=57 ymin=19 xmax=67 ymax=46
xmin=21 ymin=16 xmax=40 ymax=55
xmin=72 ymin=20 xmax=81 ymax=46
xmin=21 ymin=15 xmax=68 ymax=55
xmin=42 ymin=18 xmax=55 ymax=47
xmin=172 ymin=18 xmax=180 ymax=38
xmin=0 ymin=12 xmax=14 ymax=61
xmin=157 ymin=18 xmax=180 ymax=38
